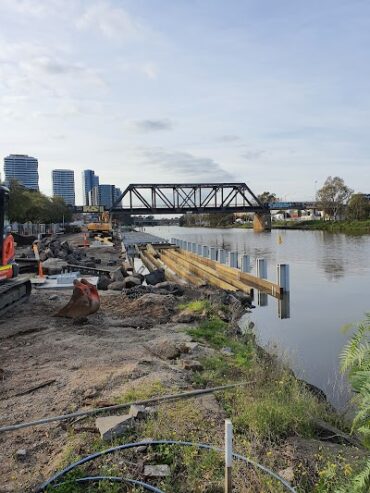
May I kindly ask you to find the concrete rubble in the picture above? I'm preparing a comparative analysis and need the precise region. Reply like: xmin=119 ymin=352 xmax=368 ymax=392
xmin=95 ymin=414 xmax=134 ymax=441
xmin=144 ymin=465 xmax=171 ymax=477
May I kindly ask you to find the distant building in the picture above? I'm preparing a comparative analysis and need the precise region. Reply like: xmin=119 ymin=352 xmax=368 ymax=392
xmin=52 ymin=169 xmax=75 ymax=205
xmin=4 ymin=154 xmax=39 ymax=190
xmin=82 ymin=169 xmax=99 ymax=205
xmin=114 ymin=187 xmax=122 ymax=208
xmin=98 ymin=184 xmax=116 ymax=209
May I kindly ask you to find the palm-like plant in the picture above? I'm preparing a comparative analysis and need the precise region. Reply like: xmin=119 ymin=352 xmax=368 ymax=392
xmin=339 ymin=314 xmax=370 ymax=492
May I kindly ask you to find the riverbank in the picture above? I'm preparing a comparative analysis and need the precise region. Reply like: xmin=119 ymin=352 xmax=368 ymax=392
xmin=269 ymin=219 xmax=370 ymax=234
xmin=1 ymin=268 xmax=366 ymax=492
xmin=182 ymin=219 xmax=370 ymax=234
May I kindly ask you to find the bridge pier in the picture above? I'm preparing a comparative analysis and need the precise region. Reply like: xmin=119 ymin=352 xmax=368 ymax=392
xmin=253 ymin=212 xmax=271 ymax=232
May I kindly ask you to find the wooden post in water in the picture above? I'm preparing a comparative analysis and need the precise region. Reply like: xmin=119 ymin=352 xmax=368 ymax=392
xmin=197 ymin=244 xmax=202 ymax=256
xmin=192 ymin=242 xmax=197 ymax=254
xmin=202 ymin=245 xmax=209 ymax=258
xmin=225 ymin=419 xmax=233 ymax=493
xmin=187 ymin=241 xmax=192 ymax=252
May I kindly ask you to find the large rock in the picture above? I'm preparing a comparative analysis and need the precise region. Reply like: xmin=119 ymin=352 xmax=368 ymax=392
xmin=145 ymin=268 xmax=165 ymax=286
xmin=123 ymin=276 xmax=142 ymax=289
xmin=152 ymin=282 xmax=184 ymax=296
xmin=41 ymin=257 xmax=67 ymax=274
xmin=95 ymin=415 xmax=134 ymax=440
xmin=129 ymin=404 xmax=147 ymax=419
xmin=112 ymin=268 xmax=124 ymax=282
xmin=97 ymin=275 xmax=112 ymax=290
xmin=108 ymin=281 xmax=125 ymax=291
xmin=154 ymin=340 xmax=181 ymax=360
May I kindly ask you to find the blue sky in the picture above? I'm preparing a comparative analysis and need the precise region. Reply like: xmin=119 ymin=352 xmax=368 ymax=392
xmin=1 ymin=0 xmax=369 ymax=203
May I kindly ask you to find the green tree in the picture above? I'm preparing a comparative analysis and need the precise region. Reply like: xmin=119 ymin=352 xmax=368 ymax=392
xmin=8 ymin=180 xmax=72 ymax=224
xmin=346 ymin=193 xmax=370 ymax=220
xmin=8 ymin=180 xmax=33 ymax=223
xmin=48 ymin=196 xmax=73 ymax=223
xmin=258 ymin=191 xmax=277 ymax=204
xmin=316 ymin=176 xmax=353 ymax=220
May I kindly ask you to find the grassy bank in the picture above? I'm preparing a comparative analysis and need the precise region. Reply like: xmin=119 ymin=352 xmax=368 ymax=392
xmin=183 ymin=220 xmax=370 ymax=234
xmin=47 ymin=298 xmax=367 ymax=493
xmin=269 ymin=219 xmax=370 ymax=234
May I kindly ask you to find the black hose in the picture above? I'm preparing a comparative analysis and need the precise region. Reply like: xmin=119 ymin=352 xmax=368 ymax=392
xmin=37 ymin=440 xmax=297 ymax=493
xmin=53 ymin=475 xmax=164 ymax=492
xmin=0 ymin=382 xmax=252 ymax=433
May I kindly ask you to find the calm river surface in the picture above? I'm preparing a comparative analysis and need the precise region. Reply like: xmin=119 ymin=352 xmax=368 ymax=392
xmin=147 ymin=226 xmax=370 ymax=408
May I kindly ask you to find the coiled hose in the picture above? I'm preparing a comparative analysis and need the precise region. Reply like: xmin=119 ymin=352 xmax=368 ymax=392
xmin=37 ymin=440 xmax=297 ymax=493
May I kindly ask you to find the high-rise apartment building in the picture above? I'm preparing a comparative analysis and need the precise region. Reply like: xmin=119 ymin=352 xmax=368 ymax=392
xmin=52 ymin=169 xmax=75 ymax=205
xmin=4 ymin=154 xmax=39 ymax=190
xmin=98 ymin=184 xmax=116 ymax=209
xmin=82 ymin=170 xmax=99 ymax=205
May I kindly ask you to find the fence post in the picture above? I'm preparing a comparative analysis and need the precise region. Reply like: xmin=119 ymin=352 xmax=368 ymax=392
xmin=225 ymin=419 xmax=233 ymax=493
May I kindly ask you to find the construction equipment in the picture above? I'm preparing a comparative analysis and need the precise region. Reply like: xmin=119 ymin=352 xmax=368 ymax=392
xmin=87 ymin=211 xmax=113 ymax=238
xmin=54 ymin=278 xmax=100 ymax=318
xmin=0 ymin=185 xmax=31 ymax=314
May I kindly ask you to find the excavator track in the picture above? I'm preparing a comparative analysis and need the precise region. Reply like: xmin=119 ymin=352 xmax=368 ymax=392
xmin=0 ymin=278 xmax=32 ymax=316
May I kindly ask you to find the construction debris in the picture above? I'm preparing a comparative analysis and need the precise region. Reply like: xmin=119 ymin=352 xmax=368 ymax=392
xmin=95 ymin=415 xmax=134 ymax=440
xmin=144 ymin=465 xmax=171 ymax=478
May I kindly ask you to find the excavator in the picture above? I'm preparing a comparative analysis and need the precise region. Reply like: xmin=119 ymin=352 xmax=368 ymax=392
xmin=0 ymin=185 xmax=31 ymax=314
xmin=87 ymin=211 xmax=113 ymax=238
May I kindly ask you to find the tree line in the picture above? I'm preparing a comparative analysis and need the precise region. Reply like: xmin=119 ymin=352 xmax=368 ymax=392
xmin=6 ymin=180 xmax=73 ymax=224
xmin=180 ymin=176 xmax=369 ymax=226
xmin=260 ymin=176 xmax=369 ymax=220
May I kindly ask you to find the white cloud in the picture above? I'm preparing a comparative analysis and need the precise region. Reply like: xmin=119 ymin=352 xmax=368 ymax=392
xmin=76 ymin=1 xmax=143 ymax=41
xmin=140 ymin=148 xmax=235 ymax=182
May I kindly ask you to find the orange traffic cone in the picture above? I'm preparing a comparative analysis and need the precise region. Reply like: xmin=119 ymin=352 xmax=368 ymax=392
xmin=38 ymin=260 xmax=44 ymax=278
xmin=32 ymin=244 xmax=44 ymax=278
xmin=83 ymin=233 xmax=88 ymax=247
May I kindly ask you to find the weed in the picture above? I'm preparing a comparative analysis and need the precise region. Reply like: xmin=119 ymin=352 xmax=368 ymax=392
xmin=178 ymin=299 xmax=211 ymax=313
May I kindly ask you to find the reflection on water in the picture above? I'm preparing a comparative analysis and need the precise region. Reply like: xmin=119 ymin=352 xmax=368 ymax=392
xmin=148 ymin=226 xmax=370 ymax=408
xmin=278 ymin=293 xmax=290 ymax=319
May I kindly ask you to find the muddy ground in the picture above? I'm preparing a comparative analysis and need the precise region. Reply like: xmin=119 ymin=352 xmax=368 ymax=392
xmin=0 ymin=234 xmax=365 ymax=493
xmin=0 ymin=235 xmax=214 ymax=492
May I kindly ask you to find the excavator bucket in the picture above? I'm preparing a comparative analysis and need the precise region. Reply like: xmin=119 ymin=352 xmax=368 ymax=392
xmin=54 ymin=278 xmax=100 ymax=319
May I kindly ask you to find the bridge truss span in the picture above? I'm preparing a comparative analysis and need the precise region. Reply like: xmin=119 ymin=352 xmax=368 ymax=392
xmin=110 ymin=183 xmax=268 ymax=214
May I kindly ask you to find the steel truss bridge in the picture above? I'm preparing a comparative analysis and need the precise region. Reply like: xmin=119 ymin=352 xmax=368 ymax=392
xmin=109 ymin=183 xmax=268 ymax=214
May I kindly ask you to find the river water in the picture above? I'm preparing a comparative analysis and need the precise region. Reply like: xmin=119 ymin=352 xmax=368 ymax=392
xmin=147 ymin=226 xmax=370 ymax=408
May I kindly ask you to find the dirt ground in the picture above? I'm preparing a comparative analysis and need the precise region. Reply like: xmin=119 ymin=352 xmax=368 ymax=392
xmin=0 ymin=236 xmax=211 ymax=492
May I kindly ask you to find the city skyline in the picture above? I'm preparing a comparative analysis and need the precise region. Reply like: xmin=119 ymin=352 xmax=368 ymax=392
xmin=1 ymin=1 xmax=370 ymax=203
